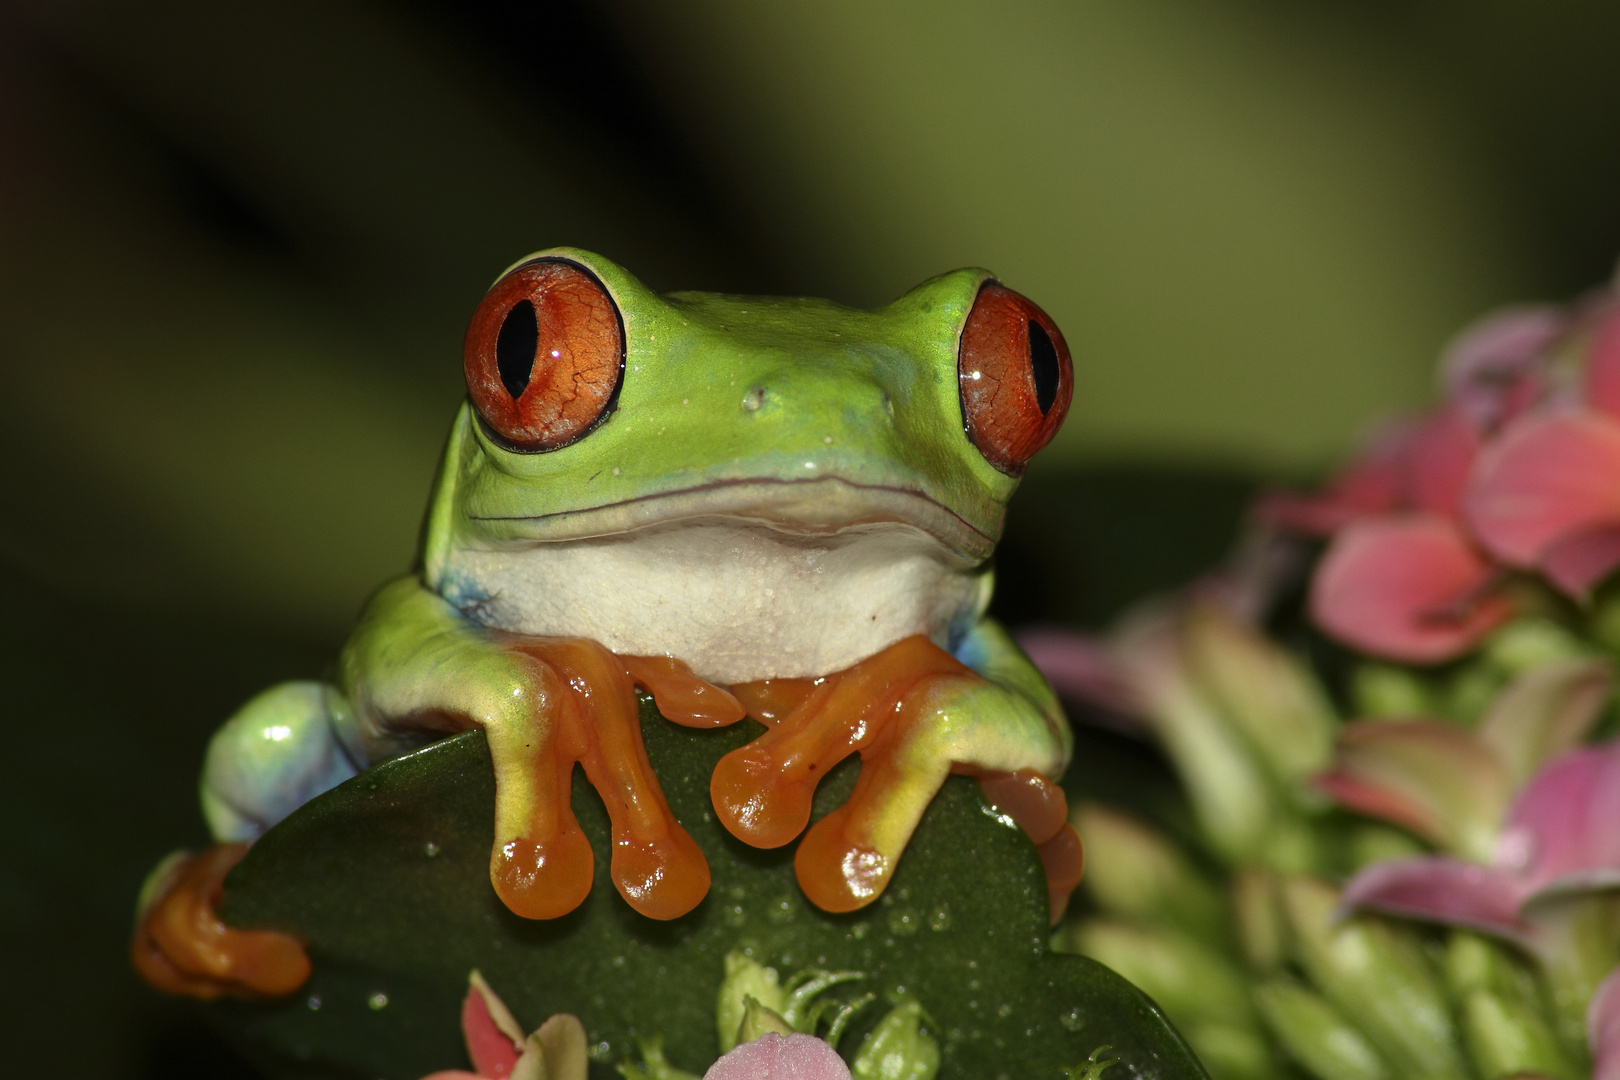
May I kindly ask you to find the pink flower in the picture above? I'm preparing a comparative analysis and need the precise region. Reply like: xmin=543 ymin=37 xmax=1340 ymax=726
xmin=1258 ymin=301 xmax=1620 ymax=662
xmin=1261 ymin=399 xmax=1506 ymax=664
xmin=1257 ymin=407 xmax=1481 ymax=538
xmin=1338 ymin=739 xmax=1620 ymax=945
xmin=1439 ymin=305 xmax=1566 ymax=434
xmin=1260 ymin=304 xmax=1561 ymax=540
xmin=1328 ymin=731 xmax=1620 ymax=1068
xmin=703 ymin=1032 xmax=853 ymax=1080
xmin=421 ymin=971 xmax=587 ymax=1080
xmin=1336 ymin=737 xmax=1620 ymax=1072
xmin=1307 ymin=514 xmax=1509 ymax=664
xmin=1468 ymin=307 xmax=1620 ymax=598
xmin=1316 ymin=655 xmax=1611 ymax=864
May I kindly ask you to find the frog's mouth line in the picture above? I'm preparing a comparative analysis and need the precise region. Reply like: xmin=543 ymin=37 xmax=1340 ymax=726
xmin=467 ymin=476 xmax=996 ymax=564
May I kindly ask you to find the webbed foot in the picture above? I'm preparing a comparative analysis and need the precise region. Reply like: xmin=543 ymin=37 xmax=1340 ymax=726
xmin=131 ymin=844 xmax=311 ymax=999
xmin=716 ymin=636 xmax=1083 ymax=920
xmin=485 ymin=638 xmax=746 ymax=921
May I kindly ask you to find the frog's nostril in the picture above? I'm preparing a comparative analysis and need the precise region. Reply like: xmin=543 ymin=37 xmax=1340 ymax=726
xmin=741 ymin=386 xmax=767 ymax=413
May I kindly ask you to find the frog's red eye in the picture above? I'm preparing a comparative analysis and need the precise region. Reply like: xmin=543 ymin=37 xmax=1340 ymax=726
xmin=464 ymin=259 xmax=625 ymax=451
xmin=957 ymin=282 xmax=1073 ymax=474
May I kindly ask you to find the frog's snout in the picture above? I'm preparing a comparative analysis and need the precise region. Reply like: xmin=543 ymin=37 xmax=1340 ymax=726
xmin=735 ymin=370 xmax=899 ymax=440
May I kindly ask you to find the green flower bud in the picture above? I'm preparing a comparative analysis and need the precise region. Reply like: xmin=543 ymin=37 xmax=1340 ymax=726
xmin=1062 ymin=918 xmax=1251 ymax=1027
xmin=1181 ymin=1021 xmax=1272 ymax=1080
xmin=1528 ymin=892 xmax=1620 ymax=1048
xmin=1474 ymin=657 xmax=1612 ymax=788
xmin=1253 ymin=979 xmax=1388 ymax=1080
xmin=1461 ymin=989 xmax=1578 ymax=1080
xmin=734 ymin=996 xmax=795 ymax=1046
xmin=1061 ymin=1045 xmax=1120 ymax=1079
xmin=1352 ymin=663 xmax=1436 ymax=720
xmin=1072 ymin=804 xmax=1225 ymax=938
xmin=1183 ymin=604 xmax=1336 ymax=786
xmin=1279 ymin=877 xmax=1467 ymax=1079
xmin=851 ymin=1001 xmax=940 ymax=1080
xmin=1485 ymin=618 xmax=1590 ymax=675
xmin=1345 ymin=824 xmax=1426 ymax=874
xmin=1230 ymin=868 xmax=1284 ymax=972
xmin=1443 ymin=932 xmax=1544 ymax=1012
xmin=1443 ymin=664 xmax=1506 ymax=726
xmin=616 ymin=1036 xmax=702 ymax=1080
xmin=1117 ymin=613 xmax=1275 ymax=864
xmin=717 ymin=952 xmax=786 ymax=1053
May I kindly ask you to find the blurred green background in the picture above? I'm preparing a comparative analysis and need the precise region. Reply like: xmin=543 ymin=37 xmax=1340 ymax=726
xmin=1 ymin=1 xmax=1617 ymax=1075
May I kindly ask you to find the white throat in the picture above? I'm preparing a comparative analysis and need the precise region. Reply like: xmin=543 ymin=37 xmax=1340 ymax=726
xmin=437 ymin=520 xmax=985 ymax=685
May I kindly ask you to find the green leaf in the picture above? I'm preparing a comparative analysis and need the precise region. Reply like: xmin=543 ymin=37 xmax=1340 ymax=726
xmin=213 ymin=700 xmax=1209 ymax=1079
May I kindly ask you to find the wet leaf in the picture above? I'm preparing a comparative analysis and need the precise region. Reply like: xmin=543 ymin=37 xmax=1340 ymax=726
xmin=214 ymin=700 xmax=1208 ymax=1080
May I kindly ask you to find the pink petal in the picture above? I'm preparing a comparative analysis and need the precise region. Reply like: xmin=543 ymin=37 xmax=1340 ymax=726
xmin=1467 ymin=411 xmax=1620 ymax=570
xmin=1589 ymin=967 xmax=1620 ymax=1080
xmin=419 ymin=1074 xmax=485 ymax=1080
xmin=703 ymin=1033 xmax=853 ymax=1080
xmin=1583 ymin=306 xmax=1620 ymax=419
xmin=1309 ymin=514 xmax=1510 ymax=663
xmin=1510 ymin=741 xmax=1620 ymax=898
xmin=1442 ymin=305 xmax=1565 ymax=431
xmin=1541 ymin=521 xmax=1620 ymax=597
xmin=1403 ymin=408 xmax=1481 ymax=519
xmin=1257 ymin=421 xmax=1413 ymax=536
xmin=462 ymin=983 xmax=522 ymax=1079
xmin=1340 ymin=857 xmax=1530 ymax=943
xmin=1317 ymin=721 xmax=1510 ymax=860
xmin=1260 ymin=409 xmax=1477 ymax=533
xmin=1316 ymin=771 xmax=1442 ymax=837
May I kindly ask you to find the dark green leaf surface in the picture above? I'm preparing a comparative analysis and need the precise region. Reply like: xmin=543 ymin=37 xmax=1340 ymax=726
xmin=217 ymin=700 xmax=1208 ymax=1080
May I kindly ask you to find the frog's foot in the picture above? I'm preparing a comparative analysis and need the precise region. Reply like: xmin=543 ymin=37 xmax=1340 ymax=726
xmin=717 ymin=636 xmax=1084 ymax=920
xmin=486 ymin=638 xmax=746 ymax=921
xmin=977 ymin=769 xmax=1086 ymax=922
xmin=131 ymin=844 xmax=311 ymax=999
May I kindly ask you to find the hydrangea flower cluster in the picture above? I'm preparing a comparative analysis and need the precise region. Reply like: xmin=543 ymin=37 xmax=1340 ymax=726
xmin=1262 ymin=293 xmax=1620 ymax=663
xmin=1027 ymin=275 xmax=1620 ymax=1080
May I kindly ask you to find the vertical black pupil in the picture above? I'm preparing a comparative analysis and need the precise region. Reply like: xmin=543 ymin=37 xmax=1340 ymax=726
xmin=496 ymin=299 xmax=539 ymax=399
xmin=1028 ymin=320 xmax=1059 ymax=415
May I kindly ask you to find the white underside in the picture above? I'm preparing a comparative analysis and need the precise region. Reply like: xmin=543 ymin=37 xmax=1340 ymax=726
xmin=438 ymin=520 xmax=984 ymax=684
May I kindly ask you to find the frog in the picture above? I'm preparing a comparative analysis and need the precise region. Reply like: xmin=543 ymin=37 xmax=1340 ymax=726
xmin=132 ymin=248 xmax=1081 ymax=1000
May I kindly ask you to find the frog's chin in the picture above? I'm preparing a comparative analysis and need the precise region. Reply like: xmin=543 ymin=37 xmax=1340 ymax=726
xmin=463 ymin=475 xmax=996 ymax=565
xmin=436 ymin=515 xmax=989 ymax=685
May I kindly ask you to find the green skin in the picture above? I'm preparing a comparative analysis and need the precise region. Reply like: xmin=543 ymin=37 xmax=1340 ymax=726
xmin=198 ymin=248 xmax=1070 ymax=916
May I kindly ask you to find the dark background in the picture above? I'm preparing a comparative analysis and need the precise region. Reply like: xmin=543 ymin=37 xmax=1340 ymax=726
xmin=1 ymin=2 xmax=1617 ymax=1075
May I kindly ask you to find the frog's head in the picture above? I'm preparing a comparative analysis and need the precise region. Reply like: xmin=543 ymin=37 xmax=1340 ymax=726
xmin=424 ymin=247 xmax=1072 ymax=568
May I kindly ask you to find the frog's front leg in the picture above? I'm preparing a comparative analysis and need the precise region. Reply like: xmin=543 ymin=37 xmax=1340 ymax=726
xmin=343 ymin=576 xmax=734 ymax=921
xmin=134 ymin=679 xmax=357 ymax=998
xmin=715 ymin=619 xmax=1083 ymax=921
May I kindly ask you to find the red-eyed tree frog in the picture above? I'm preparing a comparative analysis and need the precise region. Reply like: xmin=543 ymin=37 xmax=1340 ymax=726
xmin=133 ymin=249 xmax=1080 ymax=999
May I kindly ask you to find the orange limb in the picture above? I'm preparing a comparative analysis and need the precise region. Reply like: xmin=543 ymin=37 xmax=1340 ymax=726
xmin=621 ymin=655 xmax=748 ymax=728
xmin=491 ymin=640 xmax=744 ymax=921
xmin=715 ymin=637 xmax=965 ymax=852
xmin=729 ymin=678 xmax=819 ymax=726
xmin=720 ymin=636 xmax=1081 ymax=920
xmin=1036 ymin=824 xmax=1085 ymax=923
xmin=131 ymin=843 xmax=311 ymax=999
xmin=976 ymin=767 xmax=1084 ymax=924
